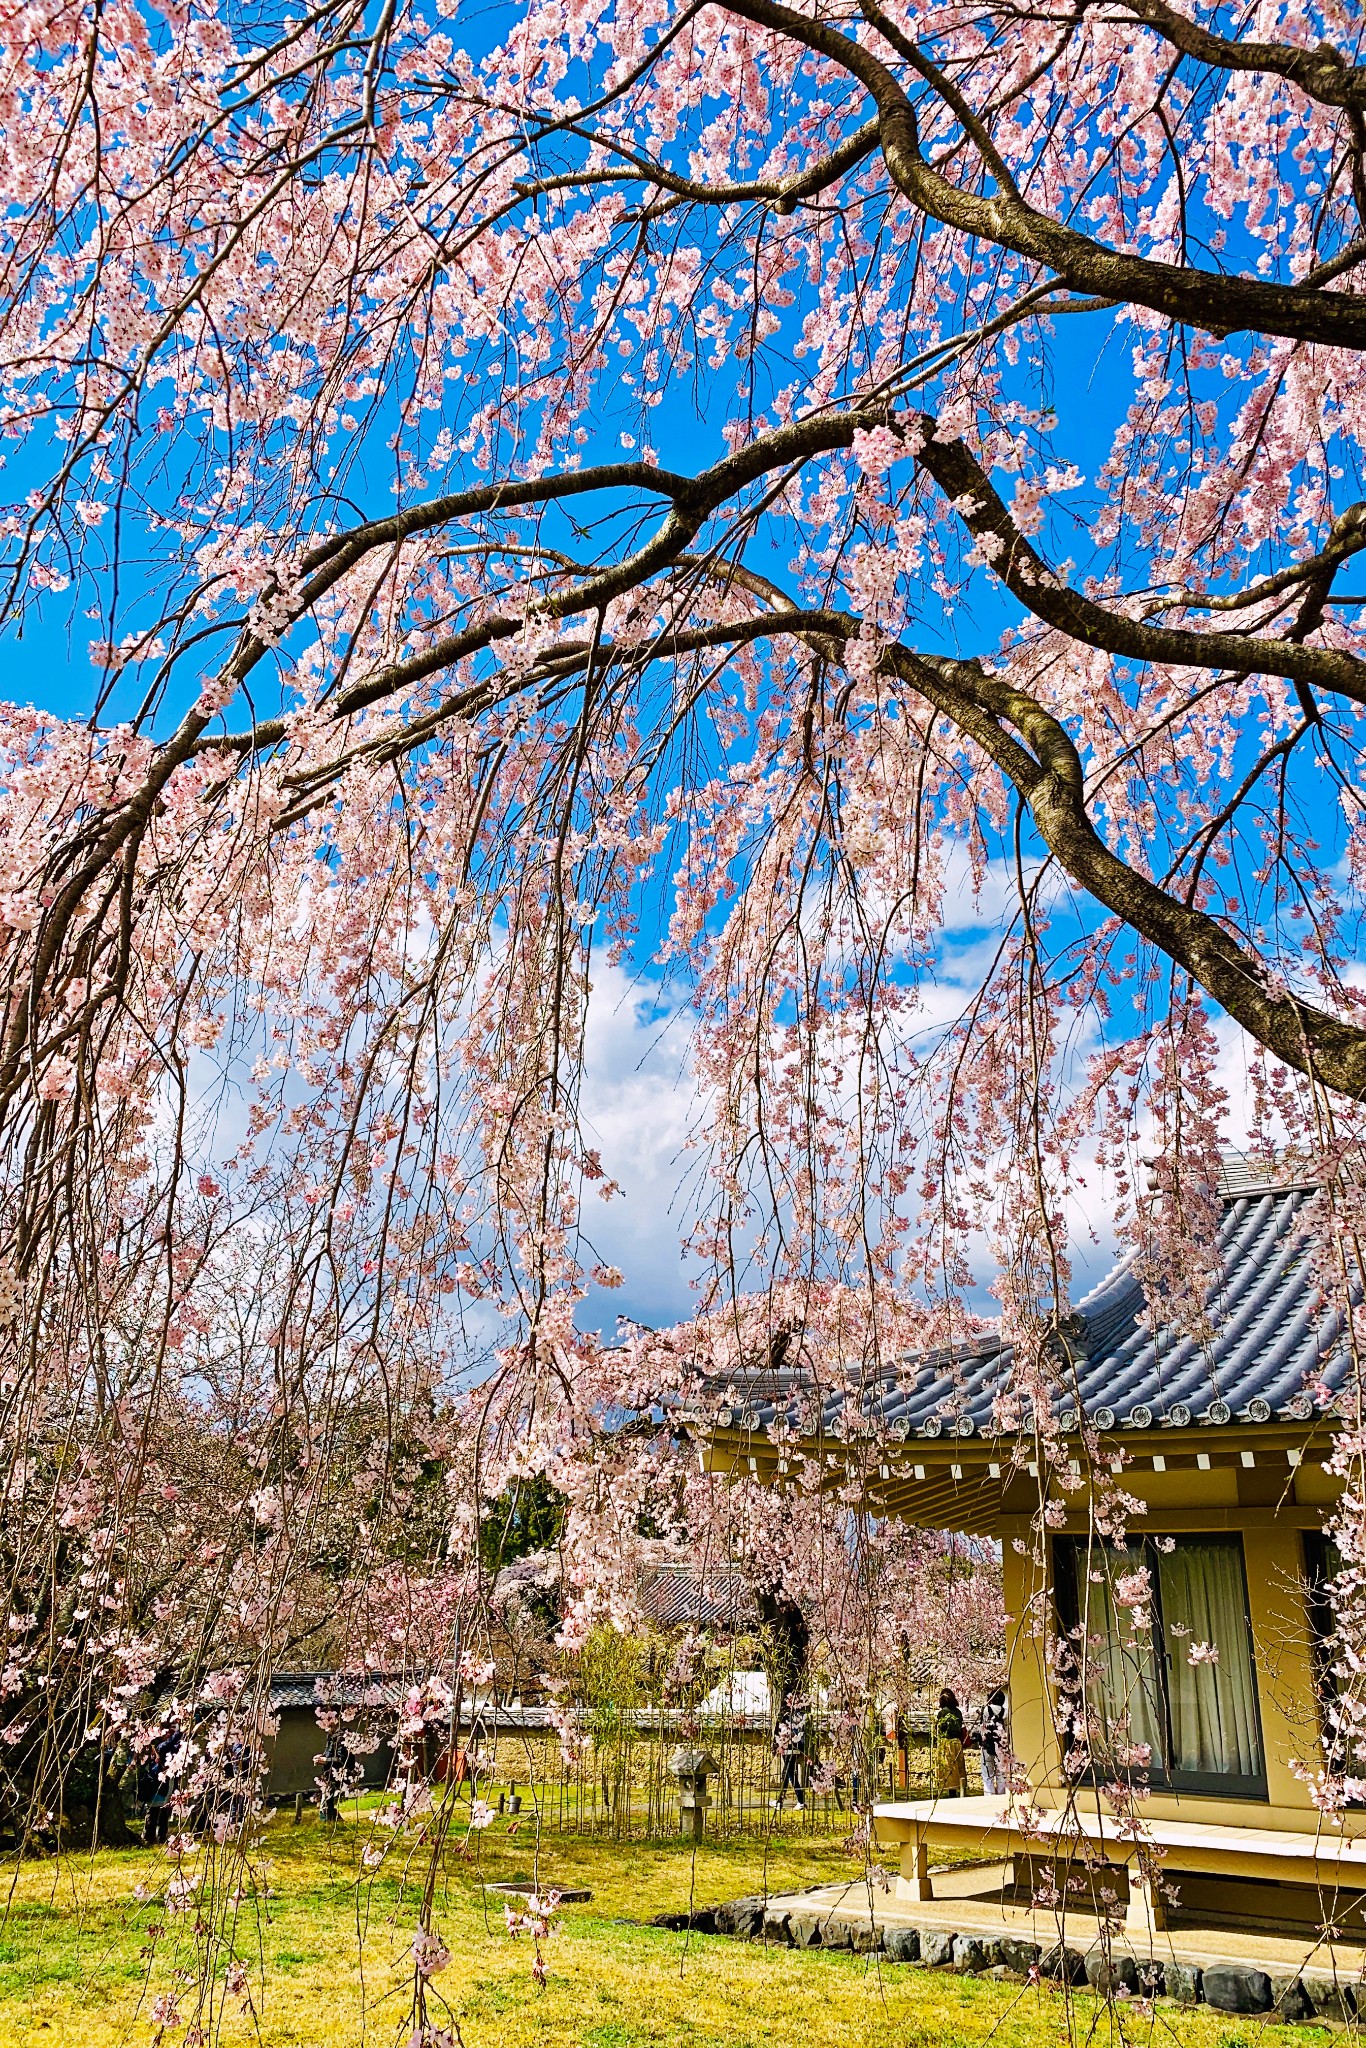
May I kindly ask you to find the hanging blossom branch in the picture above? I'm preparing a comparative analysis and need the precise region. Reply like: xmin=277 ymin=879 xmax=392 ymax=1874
xmin=0 ymin=0 xmax=1363 ymax=2021
xmin=9 ymin=398 xmax=1366 ymax=1124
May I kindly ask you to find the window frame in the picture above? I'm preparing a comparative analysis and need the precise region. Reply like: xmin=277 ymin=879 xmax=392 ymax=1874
xmin=1302 ymin=1530 xmax=1341 ymax=1699
xmin=1053 ymin=1532 xmax=1269 ymax=1802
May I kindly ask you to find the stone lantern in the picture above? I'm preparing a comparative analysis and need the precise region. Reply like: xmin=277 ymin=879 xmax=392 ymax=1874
xmin=668 ymin=1747 xmax=718 ymax=1842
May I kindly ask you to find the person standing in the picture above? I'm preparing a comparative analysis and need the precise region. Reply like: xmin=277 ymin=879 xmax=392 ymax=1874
xmin=978 ymin=1687 xmax=1010 ymax=1796
xmin=772 ymin=1692 xmax=808 ymax=1811
xmin=932 ymin=1688 xmax=966 ymax=1798
xmin=143 ymin=1724 xmax=180 ymax=1845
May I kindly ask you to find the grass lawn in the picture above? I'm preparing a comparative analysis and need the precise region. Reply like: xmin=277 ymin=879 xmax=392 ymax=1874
xmin=0 ymin=1806 xmax=1327 ymax=2048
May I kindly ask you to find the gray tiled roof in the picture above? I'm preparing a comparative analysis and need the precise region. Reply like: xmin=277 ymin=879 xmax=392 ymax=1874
xmin=492 ymin=1549 xmax=757 ymax=1628
xmin=638 ymin=1561 xmax=757 ymax=1628
xmin=269 ymin=1672 xmax=406 ymax=1710
xmin=716 ymin=1178 xmax=1352 ymax=1441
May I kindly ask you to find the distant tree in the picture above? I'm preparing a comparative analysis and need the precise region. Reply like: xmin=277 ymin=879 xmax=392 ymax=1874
xmin=479 ymin=1475 xmax=567 ymax=1574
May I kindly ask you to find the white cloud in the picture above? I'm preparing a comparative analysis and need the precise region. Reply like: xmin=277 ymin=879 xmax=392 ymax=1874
xmin=574 ymin=959 xmax=710 ymax=1332
xmin=567 ymin=845 xmax=1125 ymax=1332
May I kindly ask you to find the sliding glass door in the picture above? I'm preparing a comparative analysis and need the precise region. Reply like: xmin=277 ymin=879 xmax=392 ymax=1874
xmin=1055 ymin=1534 xmax=1266 ymax=1798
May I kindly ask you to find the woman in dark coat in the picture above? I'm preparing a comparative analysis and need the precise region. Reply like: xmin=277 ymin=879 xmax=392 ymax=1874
xmin=932 ymin=1688 xmax=965 ymax=1797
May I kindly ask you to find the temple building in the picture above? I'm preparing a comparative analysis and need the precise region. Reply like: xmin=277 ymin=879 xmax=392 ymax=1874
xmin=702 ymin=1158 xmax=1365 ymax=1941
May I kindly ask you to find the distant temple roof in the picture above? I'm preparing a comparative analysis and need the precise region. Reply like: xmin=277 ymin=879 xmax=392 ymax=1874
xmin=493 ymin=1544 xmax=757 ymax=1630
xmin=638 ymin=1556 xmax=756 ymax=1628
xmin=713 ymin=1166 xmax=1354 ymax=1443
xmin=270 ymin=1672 xmax=406 ymax=1710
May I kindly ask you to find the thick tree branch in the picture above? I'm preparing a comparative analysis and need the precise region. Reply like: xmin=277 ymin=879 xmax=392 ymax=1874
xmin=1107 ymin=0 xmax=1366 ymax=112
xmin=1146 ymin=506 xmax=1366 ymax=616
xmin=512 ymin=115 xmax=882 ymax=213
xmin=194 ymin=406 xmax=910 ymax=754
xmin=236 ymin=583 xmax=1366 ymax=1100
xmin=787 ymin=616 xmax=1366 ymax=1100
xmin=720 ymin=0 xmax=1366 ymax=350
xmin=907 ymin=415 xmax=1366 ymax=708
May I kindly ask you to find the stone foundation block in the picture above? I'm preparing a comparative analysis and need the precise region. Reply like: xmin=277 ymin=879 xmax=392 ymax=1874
xmin=1202 ymin=1965 xmax=1273 ymax=2015
xmin=1302 ymin=1973 xmax=1358 ymax=2023
xmin=787 ymin=1911 xmax=823 ymax=1949
xmin=1085 ymin=1951 xmax=1139 ymax=1996
xmin=884 ymin=1926 xmax=920 ymax=1964
xmin=714 ymin=1896 xmax=765 ymax=1940
xmin=1164 ymin=1962 xmax=1202 ymax=2006
xmin=1269 ymin=1976 xmax=1315 ymax=2024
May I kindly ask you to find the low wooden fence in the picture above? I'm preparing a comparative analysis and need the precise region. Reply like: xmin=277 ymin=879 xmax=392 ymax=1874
xmin=463 ymin=1714 xmax=943 ymax=1842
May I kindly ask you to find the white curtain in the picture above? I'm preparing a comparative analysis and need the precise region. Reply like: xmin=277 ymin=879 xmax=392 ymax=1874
xmin=1159 ymin=1539 xmax=1262 ymax=1779
xmin=1078 ymin=1545 xmax=1165 ymax=1770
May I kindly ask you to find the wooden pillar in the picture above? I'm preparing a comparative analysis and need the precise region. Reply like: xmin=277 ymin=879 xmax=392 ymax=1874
xmin=896 ymin=1830 xmax=934 ymax=1904
xmin=1124 ymin=1862 xmax=1167 ymax=1938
